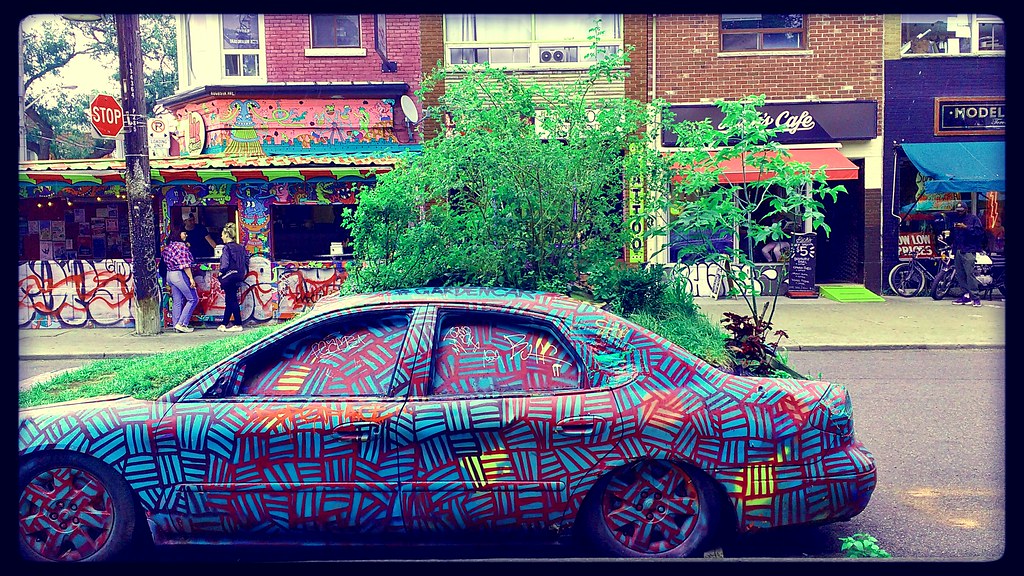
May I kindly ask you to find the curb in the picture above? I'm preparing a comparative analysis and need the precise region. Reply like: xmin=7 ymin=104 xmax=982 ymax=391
xmin=785 ymin=343 xmax=1005 ymax=351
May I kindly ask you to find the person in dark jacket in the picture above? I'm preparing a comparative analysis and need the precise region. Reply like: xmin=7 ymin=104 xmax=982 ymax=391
xmin=948 ymin=201 xmax=985 ymax=306
xmin=217 ymin=223 xmax=248 ymax=331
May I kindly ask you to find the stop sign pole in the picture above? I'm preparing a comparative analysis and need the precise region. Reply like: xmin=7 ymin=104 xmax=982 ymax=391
xmin=115 ymin=14 xmax=161 ymax=335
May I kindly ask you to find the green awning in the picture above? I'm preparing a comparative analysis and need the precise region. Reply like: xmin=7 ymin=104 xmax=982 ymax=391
xmin=901 ymin=142 xmax=1004 ymax=194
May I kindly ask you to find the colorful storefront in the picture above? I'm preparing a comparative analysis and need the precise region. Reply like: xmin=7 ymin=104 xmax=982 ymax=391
xmin=882 ymin=17 xmax=1005 ymax=285
xmin=18 ymin=84 xmax=422 ymax=329
xmin=650 ymin=99 xmax=878 ymax=298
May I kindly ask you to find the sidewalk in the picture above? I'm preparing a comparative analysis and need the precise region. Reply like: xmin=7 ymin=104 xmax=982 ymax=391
xmin=694 ymin=293 xmax=1005 ymax=351
xmin=18 ymin=294 xmax=1005 ymax=387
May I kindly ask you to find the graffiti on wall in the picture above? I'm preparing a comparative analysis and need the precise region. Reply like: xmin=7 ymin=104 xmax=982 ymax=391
xmin=186 ymin=256 xmax=277 ymax=325
xmin=277 ymin=262 xmax=348 ymax=319
xmin=177 ymin=98 xmax=398 ymax=156
xmin=665 ymin=262 xmax=788 ymax=298
xmin=19 ymin=260 xmax=135 ymax=328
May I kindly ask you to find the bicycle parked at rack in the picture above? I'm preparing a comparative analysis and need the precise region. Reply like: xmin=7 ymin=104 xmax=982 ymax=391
xmin=887 ymin=237 xmax=949 ymax=297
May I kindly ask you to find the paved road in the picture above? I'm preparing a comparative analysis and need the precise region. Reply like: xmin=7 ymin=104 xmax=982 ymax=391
xmin=18 ymin=349 xmax=1006 ymax=561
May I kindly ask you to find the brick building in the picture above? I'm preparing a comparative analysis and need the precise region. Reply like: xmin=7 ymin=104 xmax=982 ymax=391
xmin=645 ymin=14 xmax=886 ymax=296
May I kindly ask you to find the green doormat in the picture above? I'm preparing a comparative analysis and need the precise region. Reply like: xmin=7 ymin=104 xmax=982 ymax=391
xmin=818 ymin=284 xmax=886 ymax=302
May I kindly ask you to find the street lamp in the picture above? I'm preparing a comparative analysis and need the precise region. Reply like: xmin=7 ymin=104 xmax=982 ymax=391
xmin=23 ymin=85 xmax=79 ymax=110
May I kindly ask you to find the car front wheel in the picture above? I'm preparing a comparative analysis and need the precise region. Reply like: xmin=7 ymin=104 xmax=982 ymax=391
xmin=18 ymin=453 xmax=138 ymax=562
xmin=580 ymin=460 xmax=722 ymax=558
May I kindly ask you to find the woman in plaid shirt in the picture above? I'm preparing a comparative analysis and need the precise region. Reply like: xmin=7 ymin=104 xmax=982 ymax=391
xmin=161 ymin=222 xmax=198 ymax=333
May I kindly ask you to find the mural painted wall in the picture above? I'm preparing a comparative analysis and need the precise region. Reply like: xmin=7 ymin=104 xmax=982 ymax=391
xmin=18 ymin=179 xmax=366 ymax=329
xmin=176 ymin=98 xmax=398 ymax=156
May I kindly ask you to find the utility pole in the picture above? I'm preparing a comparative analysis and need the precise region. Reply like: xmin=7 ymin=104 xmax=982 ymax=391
xmin=116 ymin=14 xmax=161 ymax=335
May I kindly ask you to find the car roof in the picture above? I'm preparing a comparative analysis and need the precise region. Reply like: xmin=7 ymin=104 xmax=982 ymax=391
xmin=313 ymin=287 xmax=598 ymax=319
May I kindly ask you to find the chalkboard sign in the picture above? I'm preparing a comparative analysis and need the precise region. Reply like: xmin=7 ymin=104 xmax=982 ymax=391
xmin=787 ymin=232 xmax=818 ymax=298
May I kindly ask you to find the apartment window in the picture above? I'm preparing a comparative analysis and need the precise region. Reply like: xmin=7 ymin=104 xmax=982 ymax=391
xmin=311 ymin=14 xmax=361 ymax=48
xmin=222 ymin=14 xmax=261 ymax=77
xmin=720 ymin=14 xmax=805 ymax=52
xmin=443 ymin=14 xmax=622 ymax=67
xmin=901 ymin=14 xmax=1005 ymax=55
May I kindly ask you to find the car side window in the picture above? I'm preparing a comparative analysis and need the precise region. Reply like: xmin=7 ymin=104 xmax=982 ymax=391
xmin=429 ymin=312 xmax=582 ymax=396
xmin=238 ymin=312 xmax=410 ymax=397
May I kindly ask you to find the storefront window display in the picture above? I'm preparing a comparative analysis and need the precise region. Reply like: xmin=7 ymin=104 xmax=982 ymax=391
xmin=271 ymin=204 xmax=352 ymax=260
xmin=18 ymin=199 xmax=131 ymax=261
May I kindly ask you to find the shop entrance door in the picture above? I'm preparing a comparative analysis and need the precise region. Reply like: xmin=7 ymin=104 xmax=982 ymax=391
xmin=815 ymin=159 xmax=865 ymax=284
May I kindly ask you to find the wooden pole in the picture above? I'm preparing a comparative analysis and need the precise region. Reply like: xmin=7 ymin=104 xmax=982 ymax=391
xmin=116 ymin=14 xmax=162 ymax=335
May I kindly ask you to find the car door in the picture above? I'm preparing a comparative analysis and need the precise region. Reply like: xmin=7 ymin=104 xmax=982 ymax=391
xmin=400 ymin=305 xmax=624 ymax=533
xmin=153 ymin=306 xmax=424 ymax=538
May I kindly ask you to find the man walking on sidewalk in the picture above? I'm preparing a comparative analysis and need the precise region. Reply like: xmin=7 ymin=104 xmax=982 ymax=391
xmin=948 ymin=201 xmax=985 ymax=307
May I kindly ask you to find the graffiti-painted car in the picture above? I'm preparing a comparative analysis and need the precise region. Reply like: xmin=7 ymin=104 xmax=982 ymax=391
xmin=18 ymin=288 xmax=876 ymax=561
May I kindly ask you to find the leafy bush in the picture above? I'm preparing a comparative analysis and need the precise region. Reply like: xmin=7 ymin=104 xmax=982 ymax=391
xmin=839 ymin=533 xmax=892 ymax=558
xmin=586 ymin=263 xmax=666 ymax=316
xmin=720 ymin=311 xmax=789 ymax=376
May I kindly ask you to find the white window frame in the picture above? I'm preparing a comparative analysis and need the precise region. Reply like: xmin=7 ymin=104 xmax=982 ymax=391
xmin=306 ymin=14 xmax=367 ymax=57
xmin=900 ymin=14 xmax=1005 ymax=56
xmin=442 ymin=14 xmax=623 ymax=69
xmin=220 ymin=14 xmax=267 ymax=82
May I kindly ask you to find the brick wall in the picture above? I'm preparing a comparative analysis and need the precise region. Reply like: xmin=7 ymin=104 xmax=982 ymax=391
xmin=419 ymin=14 xmax=444 ymax=139
xmin=653 ymin=14 xmax=884 ymax=136
xmin=624 ymin=14 xmax=651 ymax=103
xmin=263 ymin=14 xmax=423 ymax=128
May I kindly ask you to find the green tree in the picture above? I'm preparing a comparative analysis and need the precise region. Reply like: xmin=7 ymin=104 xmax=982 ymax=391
xmin=343 ymin=23 xmax=666 ymax=295
xmin=21 ymin=14 xmax=177 ymax=159
xmin=646 ymin=94 xmax=846 ymax=373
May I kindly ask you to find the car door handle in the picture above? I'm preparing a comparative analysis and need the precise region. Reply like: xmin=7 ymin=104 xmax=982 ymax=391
xmin=554 ymin=416 xmax=602 ymax=436
xmin=331 ymin=422 xmax=381 ymax=442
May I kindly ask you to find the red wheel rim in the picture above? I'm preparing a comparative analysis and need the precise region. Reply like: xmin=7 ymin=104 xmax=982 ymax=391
xmin=19 ymin=466 xmax=116 ymax=561
xmin=600 ymin=461 xmax=701 ymax=554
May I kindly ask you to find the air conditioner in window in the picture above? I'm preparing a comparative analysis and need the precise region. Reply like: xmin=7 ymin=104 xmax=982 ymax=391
xmin=539 ymin=47 xmax=576 ymax=64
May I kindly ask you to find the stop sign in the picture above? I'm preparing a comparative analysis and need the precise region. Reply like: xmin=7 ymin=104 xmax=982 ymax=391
xmin=89 ymin=94 xmax=124 ymax=138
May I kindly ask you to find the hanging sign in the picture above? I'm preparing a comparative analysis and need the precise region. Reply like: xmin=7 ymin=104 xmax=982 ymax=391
xmin=934 ymin=97 xmax=1005 ymax=136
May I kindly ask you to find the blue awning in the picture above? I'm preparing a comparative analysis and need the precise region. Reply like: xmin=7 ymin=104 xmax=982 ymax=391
xmin=901 ymin=142 xmax=1005 ymax=194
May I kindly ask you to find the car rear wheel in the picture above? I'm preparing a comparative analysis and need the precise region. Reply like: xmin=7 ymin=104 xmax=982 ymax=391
xmin=580 ymin=460 xmax=721 ymax=558
xmin=18 ymin=453 xmax=138 ymax=562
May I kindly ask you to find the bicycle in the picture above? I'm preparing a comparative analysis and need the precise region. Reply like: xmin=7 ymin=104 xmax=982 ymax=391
xmin=887 ymin=238 xmax=949 ymax=297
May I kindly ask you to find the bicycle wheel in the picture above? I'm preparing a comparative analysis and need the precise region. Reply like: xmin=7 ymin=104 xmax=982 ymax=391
xmin=930 ymin=268 xmax=955 ymax=300
xmin=888 ymin=263 xmax=926 ymax=297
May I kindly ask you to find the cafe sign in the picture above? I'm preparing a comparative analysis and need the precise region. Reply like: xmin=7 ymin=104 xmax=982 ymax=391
xmin=662 ymin=100 xmax=877 ymax=147
xmin=934 ymin=97 xmax=1005 ymax=136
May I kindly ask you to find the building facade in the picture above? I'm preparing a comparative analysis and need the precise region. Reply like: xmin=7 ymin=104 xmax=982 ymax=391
xmin=645 ymin=14 xmax=886 ymax=296
xmin=881 ymin=14 xmax=1005 ymax=282
xmin=19 ymin=14 xmax=425 ymax=329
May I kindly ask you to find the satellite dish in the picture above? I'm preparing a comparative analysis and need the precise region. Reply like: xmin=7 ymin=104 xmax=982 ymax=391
xmin=400 ymin=95 xmax=419 ymax=124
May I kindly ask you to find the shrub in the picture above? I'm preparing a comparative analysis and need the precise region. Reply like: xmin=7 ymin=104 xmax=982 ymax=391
xmin=586 ymin=263 xmax=666 ymax=316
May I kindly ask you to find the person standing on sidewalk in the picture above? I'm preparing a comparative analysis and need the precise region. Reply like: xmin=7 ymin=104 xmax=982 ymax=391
xmin=948 ymin=201 xmax=985 ymax=307
xmin=161 ymin=222 xmax=198 ymax=332
xmin=216 ymin=223 xmax=248 ymax=332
